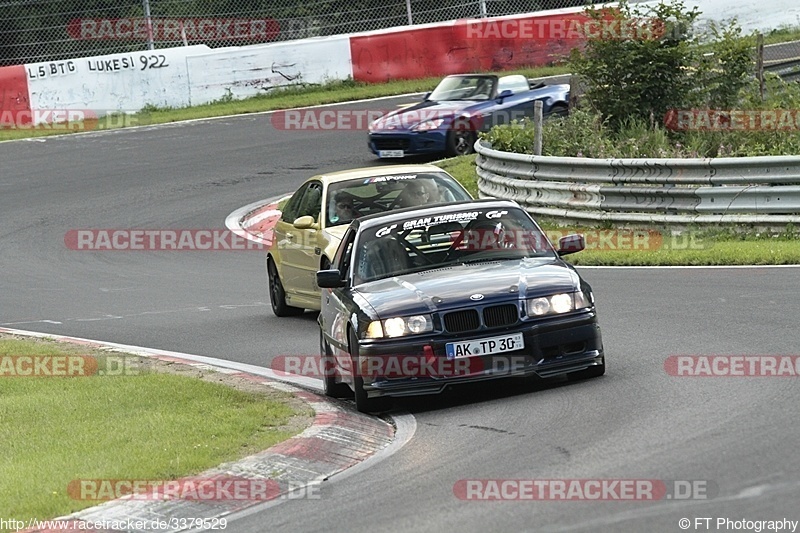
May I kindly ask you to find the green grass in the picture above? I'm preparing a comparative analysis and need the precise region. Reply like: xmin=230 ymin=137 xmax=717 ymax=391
xmin=763 ymin=25 xmax=800 ymax=46
xmin=436 ymin=155 xmax=481 ymax=198
xmin=568 ymin=240 xmax=800 ymax=265
xmin=0 ymin=336 xmax=310 ymax=524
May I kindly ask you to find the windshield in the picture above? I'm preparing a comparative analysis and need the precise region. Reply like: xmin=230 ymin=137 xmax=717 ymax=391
xmin=353 ymin=207 xmax=557 ymax=285
xmin=428 ymin=76 xmax=496 ymax=101
xmin=326 ymin=172 xmax=471 ymax=227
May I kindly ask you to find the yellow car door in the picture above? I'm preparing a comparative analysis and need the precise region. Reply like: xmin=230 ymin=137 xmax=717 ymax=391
xmin=275 ymin=181 xmax=324 ymax=299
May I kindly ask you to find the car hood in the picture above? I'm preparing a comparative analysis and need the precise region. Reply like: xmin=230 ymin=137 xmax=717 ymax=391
xmin=371 ymin=100 xmax=479 ymax=131
xmin=355 ymin=258 xmax=580 ymax=317
xmin=323 ymin=224 xmax=349 ymax=241
xmin=321 ymin=224 xmax=349 ymax=258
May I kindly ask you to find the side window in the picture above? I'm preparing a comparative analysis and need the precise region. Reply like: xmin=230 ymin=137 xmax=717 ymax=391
xmin=281 ymin=184 xmax=310 ymax=223
xmin=334 ymin=228 xmax=356 ymax=279
xmin=297 ymin=182 xmax=323 ymax=221
xmin=497 ymin=75 xmax=528 ymax=95
xmin=433 ymin=175 xmax=471 ymax=202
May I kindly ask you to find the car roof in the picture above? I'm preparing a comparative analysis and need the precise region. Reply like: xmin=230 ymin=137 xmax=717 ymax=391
xmin=307 ymin=164 xmax=454 ymax=185
xmin=354 ymin=198 xmax=523 ymax=231
xmin=444 ymin=73 xmax=498 ymax=79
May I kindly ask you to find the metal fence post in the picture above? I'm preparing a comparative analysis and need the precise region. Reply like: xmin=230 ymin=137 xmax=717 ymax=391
xmin=756 ymin=33 xmax=765 ymax=102
xmin=142 ymin=0 xmax=154 ymax=50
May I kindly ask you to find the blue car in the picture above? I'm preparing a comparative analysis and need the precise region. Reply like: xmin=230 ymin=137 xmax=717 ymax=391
xmin=316 ymin=199 xmax=604 ymax=413
xmin=368 ymin=74 xmax=570 ymax=159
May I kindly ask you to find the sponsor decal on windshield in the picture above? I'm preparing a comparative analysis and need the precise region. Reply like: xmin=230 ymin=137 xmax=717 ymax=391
xmin=363 ymin=174 xmax=418 ymax=183
xmin=400 ymin=211 xmax=481 ymax=231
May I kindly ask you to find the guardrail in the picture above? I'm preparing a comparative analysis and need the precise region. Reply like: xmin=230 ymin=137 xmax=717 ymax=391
xmin=474 ymin=140 xmax=800 ymax=225
xmin=765 ymin=57 xmax=800 ymax=82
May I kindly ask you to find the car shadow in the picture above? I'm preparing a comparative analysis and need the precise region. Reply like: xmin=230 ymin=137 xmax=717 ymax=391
xmin=386 ymin=374 xmax=604 ymax=415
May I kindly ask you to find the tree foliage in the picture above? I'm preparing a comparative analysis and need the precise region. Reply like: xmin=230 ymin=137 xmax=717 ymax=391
xmin=569 ymin=0 xmax=756 ymax=129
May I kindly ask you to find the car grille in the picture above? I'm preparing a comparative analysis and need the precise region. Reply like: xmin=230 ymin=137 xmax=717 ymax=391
xmin=443 ymin=304 xmax=519 ymax=333
xmin=372 ymin=138 xmax=410 ymax=150
xmin=444 ymin=310 xmax=480 ymax=333
xmin=483 ymin=304 xmax=519 ymax=328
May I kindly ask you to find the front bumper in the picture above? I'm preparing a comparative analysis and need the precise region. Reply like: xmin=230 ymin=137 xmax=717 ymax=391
xmin=357 ymin=310 xmax=604 ymax=398
xmin=368 ymin=130 xmax=447 ymax=157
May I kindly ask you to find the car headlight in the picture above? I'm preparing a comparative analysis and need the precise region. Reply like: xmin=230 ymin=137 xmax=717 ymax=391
xmin=411 ymin=118 xmax=445 ymax=132
xmin=525 ymin=291 xmax=592 ymax=317
xmin=365 ymin=314 xmax=434 ymax=339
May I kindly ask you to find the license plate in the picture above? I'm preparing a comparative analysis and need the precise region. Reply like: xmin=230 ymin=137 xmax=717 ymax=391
xmin=446 ymin=332 xmax=524 ymax=359
xmin=378 ymin=150 xmax=404 ymax=158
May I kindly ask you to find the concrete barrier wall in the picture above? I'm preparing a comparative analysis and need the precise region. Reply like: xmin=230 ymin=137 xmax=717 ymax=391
xmin=349 ymin=8 xmax=589 ymax=83
xmin=0 ymin=65 xmax=30 ymax=126
xmin=26 ymin=47 xmax=210 ymax=121
xmin=186 ymin=36 xmax=352 ymax=105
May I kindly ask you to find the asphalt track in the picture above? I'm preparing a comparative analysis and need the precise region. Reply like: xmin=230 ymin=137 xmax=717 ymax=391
xmin=2 ymin=95 xmax=800 ymax=532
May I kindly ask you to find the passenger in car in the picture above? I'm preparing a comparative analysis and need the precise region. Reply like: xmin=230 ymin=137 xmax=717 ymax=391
xmin=394 ymin=180 xmax=432 ymax=208
xmin=422 ymin=178 xmax=458 ymax=203
xmin=331 ymin=192 xmax=358 ymax=224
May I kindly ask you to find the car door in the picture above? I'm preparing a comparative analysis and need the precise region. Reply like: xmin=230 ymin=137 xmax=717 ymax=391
xmin=482 ymin=94 xmax=532 ymax=131
xmin=482 ymin=77 xmax=536 ymax=130
xmin=321 ymin=229 xmax=357 ymax=384
xmin=273 ymin=181 xmax=323 ymax=297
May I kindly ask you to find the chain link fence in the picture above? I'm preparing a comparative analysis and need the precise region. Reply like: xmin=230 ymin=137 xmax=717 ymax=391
xmin=0 ymin=0 xmax=607 ymax=66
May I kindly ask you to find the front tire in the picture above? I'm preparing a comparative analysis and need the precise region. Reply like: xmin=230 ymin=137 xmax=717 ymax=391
xmin=349 ymin=329 xmax=392 ymax=414
xmin=549 ymin=104 xmax=569 ymax=118
xmin=320 ymin=330 xmax=351 ymax=399
xmin=445 ymin=129 xmax=477 ymax=157
xmin=267 ymin=258 xmax=304 ymax=317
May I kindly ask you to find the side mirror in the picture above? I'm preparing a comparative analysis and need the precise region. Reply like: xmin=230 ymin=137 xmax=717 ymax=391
xmin=557 ymin=234 xmax=585 ymax=256
xmin=422 ymin=91 xmax=431 ymax=101
xmin=496 ymin=89 xmax=513 ymax=102
xmin=293 ymin=215 xmax=318 ymax=230
xmin=317 ymin=269 xmax=346 ymax=288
